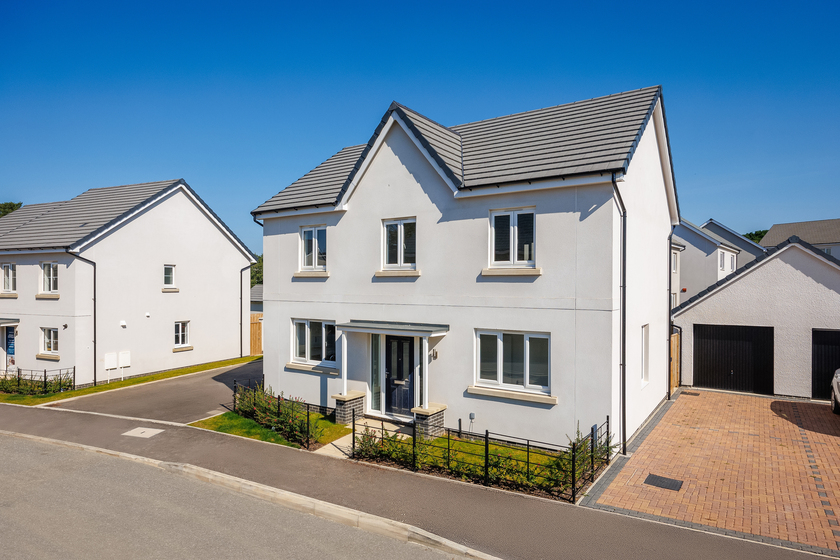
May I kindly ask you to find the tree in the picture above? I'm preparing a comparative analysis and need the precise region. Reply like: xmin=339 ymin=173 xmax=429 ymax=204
xmin=744 ymin=230 xmax=768 ymax=244
xmin=0 ymin=202 xmax=22 ymax=218
xmin=251 ymin=255 xmax=263 ymax=287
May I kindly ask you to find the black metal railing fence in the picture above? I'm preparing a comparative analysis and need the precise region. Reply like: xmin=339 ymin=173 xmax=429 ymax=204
xmin=0 ymin=367 xmax=75 ymax=395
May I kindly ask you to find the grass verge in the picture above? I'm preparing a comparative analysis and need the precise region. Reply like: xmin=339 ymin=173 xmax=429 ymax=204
xmin=0 ymin=355 xmax=262 ymax=406
xmin=191 ymin=410 xmax=351 ymax=448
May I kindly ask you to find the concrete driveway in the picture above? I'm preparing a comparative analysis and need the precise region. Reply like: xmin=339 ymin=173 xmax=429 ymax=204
xmin=51 ymin=359 xmax=263 ymax=423
xmin=589 ymin=389 xmax=840 ymax=554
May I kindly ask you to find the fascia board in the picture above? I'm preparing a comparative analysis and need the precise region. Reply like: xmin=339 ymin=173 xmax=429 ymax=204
xmin=701 ymin=219 xmax=767 ymax=252
xmin=256 ymin=206 xmax=347 ymax=220
xmin=0 ymin=248 xmax=69 ymax=255
xmin=652 ymin=100 xmax=680 ymax=226
xmin=337 ymin=325 xmax=449 ymax=337
xmin=453 ymin=173 xmax=611 ymax=199
xmin=680 ymin=220 xmax=725 ymax=248
xmin=338 ymin=114 xmax=458 ymax=209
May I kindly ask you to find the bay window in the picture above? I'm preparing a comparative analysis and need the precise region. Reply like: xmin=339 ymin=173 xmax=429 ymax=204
xmin=293 ymin=319 xmax=336 ymax=365
xmin=477 ymin=330 xmax=549 ymax=391
xmin=491 ymin=210 xmax=535 ymax=267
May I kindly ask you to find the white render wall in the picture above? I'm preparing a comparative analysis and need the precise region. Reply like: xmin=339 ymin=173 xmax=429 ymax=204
xmin=673 ymin=245 xmax=840 ymax=398
xmin=262 ymin=122 xmax=619 ymax=443
xmin=75 ymin=188 xmax=252 ymax=385
xmin=673 ymin=226 xmax=737 ymax=300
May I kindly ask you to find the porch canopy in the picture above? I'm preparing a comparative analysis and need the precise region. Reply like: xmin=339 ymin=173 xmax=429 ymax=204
xmin=334 ymin=320 xmax=448 ymax=406
xmin=335 ymin=320 xmax=449 ymax=337
xmin=0 ymin=318 xmax=20 ymax=325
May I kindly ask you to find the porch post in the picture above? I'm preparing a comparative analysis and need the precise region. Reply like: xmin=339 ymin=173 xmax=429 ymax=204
xmin=422 ymin=336 xmax=429 ymax=408
xmin=341 ymin=330 xmax=348 ymax=396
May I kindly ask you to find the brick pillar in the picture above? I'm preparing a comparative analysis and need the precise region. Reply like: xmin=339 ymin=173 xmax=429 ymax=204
xmin=333 ymin=391 xmax=365 ymax=425
xmin=414 ymin=404 xmax=446 ymax=438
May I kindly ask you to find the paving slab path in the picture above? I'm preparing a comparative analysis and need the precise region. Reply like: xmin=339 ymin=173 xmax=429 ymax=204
xmin=0 ymin=403 xmax=811 ymax=560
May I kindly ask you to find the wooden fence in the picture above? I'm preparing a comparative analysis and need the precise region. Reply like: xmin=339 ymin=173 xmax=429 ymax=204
xmin=250 ymin=313 xmax=263 ymax=356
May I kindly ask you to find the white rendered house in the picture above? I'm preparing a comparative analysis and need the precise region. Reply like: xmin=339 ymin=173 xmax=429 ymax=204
xmin=672 ymin=219 xmax=741 ymax=301
xmin=0 ymin=179 xmax=256 ymax=387
xmin=253 ymin=87 xmax=680 ymax=448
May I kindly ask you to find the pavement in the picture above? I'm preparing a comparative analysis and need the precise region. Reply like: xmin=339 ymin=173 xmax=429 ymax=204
xmin=586 ymin=389 xmax=840 ymax=556
xmin=50 ymin=359 xmax=263 ymax=423
xmin=0 ymin=401 xmax=812 ymax=560
xmin=0 ymin=433 xmax=449 ymax=560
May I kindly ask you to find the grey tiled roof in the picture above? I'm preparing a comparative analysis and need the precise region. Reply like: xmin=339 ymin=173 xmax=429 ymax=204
xmin=0 ymin=180 xmax=256 ymax=261
xmin=250 ymin=284 xmax=263 ymax=302
xmin=681 ymin=219 xmax=741 ymax=252
xmin=672 ymin=236 xmax=840 ymax=315
xmin=761 ymin=218 xmax=840 ymax=247
xmin=253 ymin=86 xmax=664 ymax=215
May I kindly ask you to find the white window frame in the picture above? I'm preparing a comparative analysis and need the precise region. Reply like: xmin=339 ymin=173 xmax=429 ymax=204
xmin=719 ymin=251 xmax=725 ymax=271
xmin=489 ymin=209 xmax=536 ymax=268
xmin=300 ymin=226 xmax=327 ymax=272
xmin=292 ymin=319 xmax=337 ymax=366
xmin=641 ymin=324 xmax=650 ymax=385
xmin=382 ymin=218 xmax=416 ymax=270
xmin=671 ymin=252 xmax=678 ymax=273
xmin=475 ymin=329 xmax=550 ymax=393
xmin=41 ymin=262 xmax=58 ymax=293
xmin=670 ymin=292 xmax=678 ymax=308
xmin=42 ymin=327 xmax=58 ymax=354
xmin=730 ymin=254 xmax=735 ymax=272
xmin=2 ymin=263 xmax=16 ymax=292
xmin=163 ymin=265 xmax=176 ymax=287
xmin=175 ymin=321 xmax=189 ymax=347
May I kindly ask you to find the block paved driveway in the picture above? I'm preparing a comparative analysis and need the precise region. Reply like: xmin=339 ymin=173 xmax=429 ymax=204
xmin=51 ymin=359 xmax=263 ymax=424
xmin=592 ymin=389 xmax=840 ymax=552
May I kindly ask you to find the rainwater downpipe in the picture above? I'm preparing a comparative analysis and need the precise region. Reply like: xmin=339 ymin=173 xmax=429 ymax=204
xmin=612 ymin=173 xmax=628 ymax=456
xmin=666 ymin=225 xmax=675 ymax=401
xmin=68 ymin=251 xmax=96 ymax=387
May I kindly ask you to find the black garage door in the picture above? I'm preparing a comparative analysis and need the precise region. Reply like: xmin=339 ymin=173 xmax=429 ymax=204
xmin=693 ymin=324 xmax=774 ymax=394
xmin=812 ymin=330 xmax=840 ymax=400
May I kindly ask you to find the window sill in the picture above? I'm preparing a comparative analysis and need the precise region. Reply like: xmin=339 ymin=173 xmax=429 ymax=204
xmin=172 ymin=345 xmax=193 ymax=353
xmin=162 ymin=287 xmax=180 ymax=293
xmin=481 ymin=268 xmax=542 ymax=277
xmin=36 ymin=353 xmax=60 ymax=362
xmin=0 ymin=292 xmax=17 ymax=299
xmin=285 ymin=361 xmax=339 ymax=375
xmin=35 ymin=293 xmax=60 ymax=300
xmin=375 ymin=269 xmax=420 ymax=278
xmin=293 ymin=271 xmax=330 ymax=278
xmin=467 ymin=385 xmax=557 ymax=405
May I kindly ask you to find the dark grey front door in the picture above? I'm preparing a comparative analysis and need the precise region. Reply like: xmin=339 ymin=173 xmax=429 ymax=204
xmin=385 ymin=336 xmax=414 ymax=416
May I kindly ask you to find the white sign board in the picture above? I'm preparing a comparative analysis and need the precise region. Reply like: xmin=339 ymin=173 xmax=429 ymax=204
xmin=104 ymin=352 xmax=117 ymax=370
xmin=118 ymin=351 xmax=131 ymax=368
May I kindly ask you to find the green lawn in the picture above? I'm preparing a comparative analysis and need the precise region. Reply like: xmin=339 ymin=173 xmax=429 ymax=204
xmin=190 ymin=410 xmax=351 ymax=448
xmin=0 ymin=356 xmax=262 ymax=406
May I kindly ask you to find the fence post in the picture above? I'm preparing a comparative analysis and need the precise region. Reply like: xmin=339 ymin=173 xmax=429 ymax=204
xmin=232 ymin=381 xmax=237 ymax=412
xmin=571 ymin=441 xmax=577 ymax=503
xmin=412 ymin=421 xmax=417 ymax=472
xmin=484 ymin=430 xmax=489 ymax=486
xmin=17 ymin=369 xmax=20 ymax=390
xmin=446 ymin=428 xmax=451 ymax=470
xmin=306 ymin=403 xmax=311 ymax=450
xmin=527 ymin=440 xmax=531 ymax=482
xmin=73 ymin=366 xmax=76 ymax=391
xmin=351 ymin=408 xmax=356 ymax=459
xmin=606 ymin=415 xmax=611 ymax=465
xmin=44 ymin=369 xmax=47 ymax=393
xmin=591 ymin=424 xmax=597 ymax=482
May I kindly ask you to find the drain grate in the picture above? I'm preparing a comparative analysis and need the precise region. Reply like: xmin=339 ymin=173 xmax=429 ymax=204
xmin=644 ymin=473 xmax=683 ymax=491
xmin=682 ymin=391 xmax=700 ymax=396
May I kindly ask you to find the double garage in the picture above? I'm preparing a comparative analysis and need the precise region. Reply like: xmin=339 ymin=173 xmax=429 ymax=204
xmin=673 ymin=239 xmax=840 ymax=401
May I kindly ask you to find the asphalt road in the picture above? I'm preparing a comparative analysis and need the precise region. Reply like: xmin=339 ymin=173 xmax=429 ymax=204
xmin=0 ymin=434 xmax=448 ymax=560
xmin=0 ymin=404 xmax=811 ymax=560
xmin=53 ymin=359 xmax=263 ymax=423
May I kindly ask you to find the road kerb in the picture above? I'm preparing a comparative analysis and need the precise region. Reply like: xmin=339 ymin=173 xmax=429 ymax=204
xmin=0 ymin=429 xmax=499 ymax=560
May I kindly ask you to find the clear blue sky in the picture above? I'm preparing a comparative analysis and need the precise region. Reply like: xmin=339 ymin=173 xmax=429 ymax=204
xmin=1 ymin=1 xmax=837 ymax=253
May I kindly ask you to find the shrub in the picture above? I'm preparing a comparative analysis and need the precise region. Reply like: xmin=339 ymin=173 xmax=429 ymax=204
xmin=234 ymin=384 xmax=324 ymax=447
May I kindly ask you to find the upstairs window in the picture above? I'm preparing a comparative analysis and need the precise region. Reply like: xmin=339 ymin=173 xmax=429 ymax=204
xmin=301 ymin=226 xmax=327 ymax=271
xmin=491 ymin=210 xmax=535 ymax=267
xmin=293 ymin=319 xmax=336 ymax=365
xmin=671 ymin=252 xmax=678 ymax=273
xmin=730 ymin=254 xmax=735 ymax=271
xmin=383 ymin=219 xmax=416 ymax=269
xmin=477 ymin=330 xmax=549 ymax=392
xmin=175 ymin=321 xmax=189 ymax=346
xmin=2 ymin=264 xmax=15 ymax=292
xmin=164 ymin=265 xmax=176 ymax=286
xmin=719 ymin=251 xmax=725 ymax=271
xmin=42 ymin=263 xmax=58 ymax=293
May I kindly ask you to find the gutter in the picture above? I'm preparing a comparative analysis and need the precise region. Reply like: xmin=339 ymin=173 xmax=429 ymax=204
xmin=67 ymin=251 xmax=96 ymax=386
xmin=612 ymin=173 xmax=628 ymax=456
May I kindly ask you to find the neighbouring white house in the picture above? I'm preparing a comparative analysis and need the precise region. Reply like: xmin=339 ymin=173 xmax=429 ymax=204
xmin=672 ymin=219 xmax=741 ymax=302
xmin=252 ymin=86 xmax=680 ymax=448
xmin=0 ymin=179 xmax=256 ymax=387
xmin=250 ymin=284 xmax=263 ymax=313
xmin=673 ymin=236 xmax=840 ymax=401
xmin=701 ymin=218 xmax=766 ymax=265
xmin=761 ymin=218 xmax=840 ymax=257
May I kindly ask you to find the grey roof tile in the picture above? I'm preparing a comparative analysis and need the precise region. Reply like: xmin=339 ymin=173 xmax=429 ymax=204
xmin=253 ymin=86 xmax=664 ymax=215
xmin=761 ymin=218 xmax=840 ymax=247
xmin=250 ymin=284 xmax=263 ymax=302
